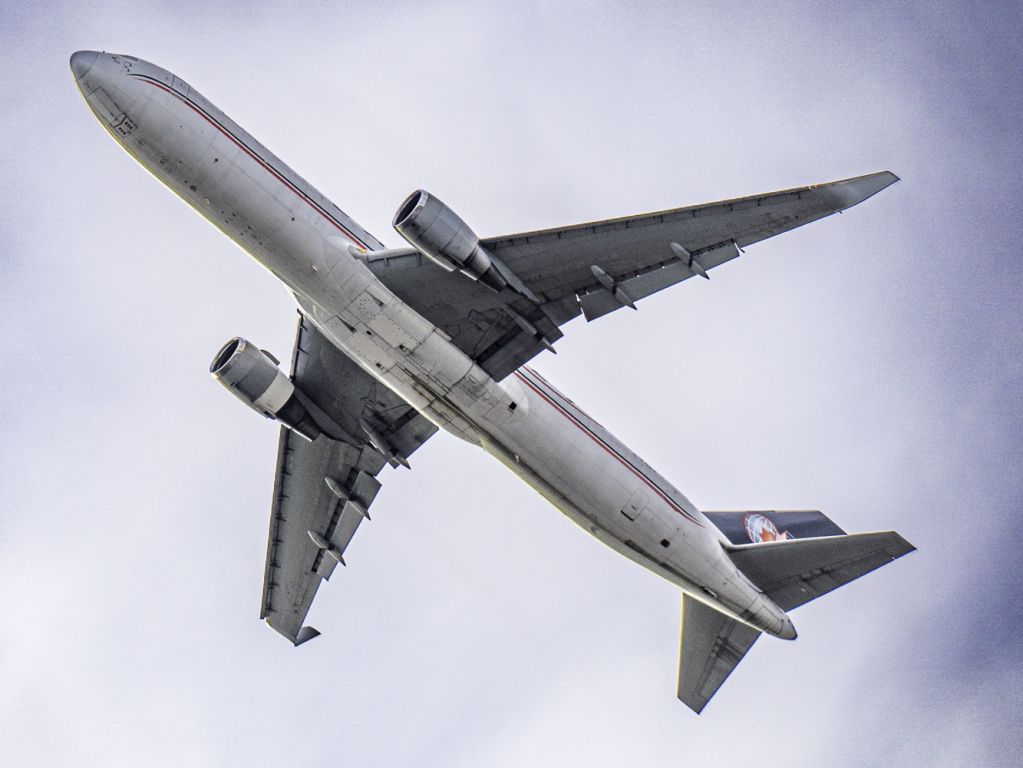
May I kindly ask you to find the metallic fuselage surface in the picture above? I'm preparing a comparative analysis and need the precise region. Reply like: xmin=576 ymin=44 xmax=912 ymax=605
xmin=72 ymin=51 xmax=795 ymax=639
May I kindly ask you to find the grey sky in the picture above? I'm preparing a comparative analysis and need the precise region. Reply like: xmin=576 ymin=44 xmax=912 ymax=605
xmin=2 ymin=1 xmax=1021 ymax=765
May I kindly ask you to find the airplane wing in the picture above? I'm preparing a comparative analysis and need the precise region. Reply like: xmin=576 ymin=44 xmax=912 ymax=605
xmin=371 ymin=171 xmax=898 ymax=380
xmin=260 ymin=315 xmax=437 ymax=644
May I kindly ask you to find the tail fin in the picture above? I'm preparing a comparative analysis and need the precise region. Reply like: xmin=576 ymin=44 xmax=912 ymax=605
xmin=678 ymin=595 xmax=760 ymax=713
xmin=704 ymin=509 xmax=846 ymax=545
xmin=725 ymin=531 xmax=914 ymax=611
xmin=677 ymin=515 xmax=914 ymax=713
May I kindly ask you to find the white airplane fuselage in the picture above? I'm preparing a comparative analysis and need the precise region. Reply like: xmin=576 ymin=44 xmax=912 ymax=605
xmin=73 ymin=52 xmax=796 ymax=639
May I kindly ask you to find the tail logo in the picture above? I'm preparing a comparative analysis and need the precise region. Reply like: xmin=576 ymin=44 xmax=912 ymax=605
xmin=743 ymin=512 xmax=792 ymax=543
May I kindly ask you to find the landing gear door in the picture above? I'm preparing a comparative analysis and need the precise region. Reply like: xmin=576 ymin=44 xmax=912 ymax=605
xmin=621 ymin=487 xmax=649 ymax=521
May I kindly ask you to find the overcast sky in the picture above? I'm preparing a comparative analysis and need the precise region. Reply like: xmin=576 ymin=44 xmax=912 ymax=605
xmin=2 ymin=1 xmax=1022 ymax=765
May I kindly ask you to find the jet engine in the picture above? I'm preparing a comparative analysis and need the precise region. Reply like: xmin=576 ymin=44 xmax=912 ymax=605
xmin=393 ymin=190 xmax=508 ymax=292
xmin=210 ymin=337 xmax=323 ymax=441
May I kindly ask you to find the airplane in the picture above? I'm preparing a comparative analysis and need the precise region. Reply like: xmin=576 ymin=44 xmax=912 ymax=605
xmin=71 ymin=50 xmax=913 ymax=713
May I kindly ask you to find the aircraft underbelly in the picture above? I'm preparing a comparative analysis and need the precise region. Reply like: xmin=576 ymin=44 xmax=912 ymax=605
xmin=477 ymin=381 xmax=718 ymax=589
xmin=96 ymin=62 xmax=781 ymax=633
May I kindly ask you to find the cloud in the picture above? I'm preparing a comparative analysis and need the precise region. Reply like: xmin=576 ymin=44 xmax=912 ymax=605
xmin=2 ymin=1 xmax=1021 ymax=765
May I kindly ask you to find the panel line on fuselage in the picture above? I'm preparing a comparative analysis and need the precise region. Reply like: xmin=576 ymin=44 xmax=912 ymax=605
xmin=127 ymin=72 xmax=372 ymax=250
xmin=515 ymin=368 xmax=703 ymax=527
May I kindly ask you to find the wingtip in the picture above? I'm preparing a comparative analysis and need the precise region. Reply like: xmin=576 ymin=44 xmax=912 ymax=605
xmin=294 ymin=626 xmax=321 ymax=646
xmin=873 ymin=170 xmax=901 ymax=189
xmin=830 ymin=170 xmax=901 ymax=211
xmin=896 ymin=532 xmax=916 ymax=556
xmin=678 ymin=693 xmax=707 ymax=715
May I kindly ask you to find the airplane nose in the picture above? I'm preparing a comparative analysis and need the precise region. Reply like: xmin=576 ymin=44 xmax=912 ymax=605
xmin=70 ymin=50 xmax=99 ymax=80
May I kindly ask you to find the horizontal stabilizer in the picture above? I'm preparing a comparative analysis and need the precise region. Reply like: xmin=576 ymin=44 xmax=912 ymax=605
xmin=705 ymin=509 xmax=845 ymax=545
xmin=678 ymin=594 xmax=761 ymax=714
xmin=726 ymin=531 xmax=914 ymax=611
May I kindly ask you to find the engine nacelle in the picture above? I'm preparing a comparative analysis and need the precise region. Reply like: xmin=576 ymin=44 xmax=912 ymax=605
xmin=210 ymin=337 xmax=322 ymax=441
xmin=393 ymin=190 xmax=507 ymax=292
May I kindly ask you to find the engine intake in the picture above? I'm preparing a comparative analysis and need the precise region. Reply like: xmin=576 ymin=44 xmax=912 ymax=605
xmin=210 ymin=337 xmax=322 ymax=441
xmin=393 ymin=190 xmax=507 ymax=292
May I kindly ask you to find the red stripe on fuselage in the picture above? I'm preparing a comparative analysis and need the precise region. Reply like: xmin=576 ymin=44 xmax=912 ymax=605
xmin=514 ymin=370 xmax=702 ymax=527
xmin=131 ymin=75 xmax=369 ymax=249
